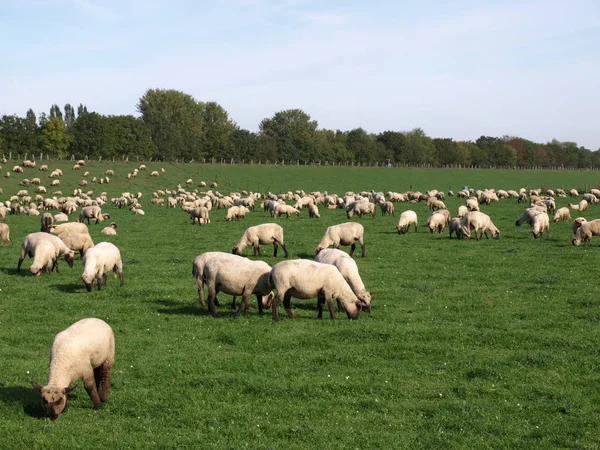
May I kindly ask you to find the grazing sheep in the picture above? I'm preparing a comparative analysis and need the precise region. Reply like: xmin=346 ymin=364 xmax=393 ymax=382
xmin=232 ymin=223 xmax=288 ymax=257
xmin=530 ymin=212 xmax=550 ymax=238
xmin=427 ymin=198 xmax=447 ymax=211
xmin=346 ymin=201 xmax=376 ymax=219
xmin=79 ymin=206 xmax=108 ymax=224
xmin=307 ymin=203 xmax=320 ymax=218
xmin=101 ymin=223 xmax=118 ymax=236
xmin=572 ymin=217 xmax=587 ymax=235
xmin=397 ymin=210 xmax=418 ymax=234
xmin=39 ymin=164 xmax=48 ymax=171
xmin=569 ymin=189 xmax=579 ymax=197
xmin=316 ymin=222 xmax=365 ymax=257
xmin=0 ymin=223 xmax=13 ymax=246
xmin=80 ymin=242 xmax=124 ymax=291
xmin=379 ymin=201 xmax=395 ymax=216
xmin=131 ymin=207 xmax=145 ymax=215
xmin=570 ymin=200 xmax=588 ymax=212
xmin=190 ymin=207 xmax=210 ymax=225
xmin=53 ymin=213 xmax=69 ymax=223
xmin=426 ymin=212 xmax=448 ymax=234
xmin=274 ymin=204 xmax=300 ymax=219
xmin=314 ymin=248 xmax=372 ymax=311
xmin=553 ymin=207 xmax=571 ymax=222
xmin=17 ymin=232 xmax=75 ymax=274
xmin=225 ymin=205 xmax=249 ymax=221
xmin=466 ymin=198 xmax=480 ymax=211
xmin=59 ymin=232 xmax=95 ymax=258
xmin=457 ymin=205 xmax=469 ymax=218
xmin=200 ymin=253 xmax=274 ymax=316
xmin=192 ymin=252 xmax=226 ymax=308
xmin=31 ymin=318 xmax=114 ymax=419
xmin=515 ymin=207 xmax=546 ymax=228
xmin=448 ymin=217 xmax=469 ymax=239
xmin=41 ymin=213 xmax=54 ymax=232
xmin=572 ymin=219 xmax=600 ymax=246
xmin=150 ymin=171 xmax=159 ymax=177
xmin=50 ymin=222 xmax=89 ymax=236
xmin=464 ymin=211 xmax=500 ymax=240
xmin=268 ymin=259 xmax=363 ymax=320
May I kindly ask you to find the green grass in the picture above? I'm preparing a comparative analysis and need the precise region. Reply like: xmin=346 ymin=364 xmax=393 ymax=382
xmin=1 ymin=162 xmax=600 ymax=449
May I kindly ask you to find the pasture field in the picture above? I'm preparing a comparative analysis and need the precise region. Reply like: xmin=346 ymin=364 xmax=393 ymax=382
xmin=1 ymin=162 xmax=600 ymax=449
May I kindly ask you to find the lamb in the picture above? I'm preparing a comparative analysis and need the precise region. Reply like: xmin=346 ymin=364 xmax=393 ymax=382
xmin=31 ymin=318 xmax=114 ymax=419
xmin=80 ymin=242 xmax=124 ymax=291
xmin=0 ymin=223 xmax=12 ymax=246
xmin=572 ymin=219 xmax=600 ymax=246
xmin=316 ymin=222 xmax=366 ymax=257
xmin=79 ymin=206 xmax=108 ymax=224
xmin=50 ymin=222 xmax=89 ymax=235
xmin=268 ymin=259 xmax=364 ymax=320
xmin=464 ymin=211 xmax=500 ymax=240
xmin=101 ymin=223 xmax=118 ymax=235
xmin=232 ymin=223 xmax=288 ymax=257
xmin=314 ymin=249 xmax=372 ymax=311
xmin=59 ymin=232 xmax=95 ymax=258
xmin=426 ymin=212 xmax=448 ymax=233
xmin=572 ymin=217 xmax=587 ymax=235
xmin=274 ymin=204 xmax=300 ymax=218
xmin=17 ymin=232 xmax=75 ymax=274
xmin=200 ymin=252 xmax=275 ymax=316
xmin=448 ymin=217 xmax=469 ymax=239
xmin=553 ymin=207 xmax=571 ymax=222
xmin=397 ymin=210 xmax=418 ymax=234
xmin=531 ymin=212 xmax=550 ymax=238
xmin=190 ymin=206 xmax=210 ymax=225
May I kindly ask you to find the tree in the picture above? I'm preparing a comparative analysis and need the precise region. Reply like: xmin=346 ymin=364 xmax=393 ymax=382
xmin=201 ymin=102 xmax=235 ymax=160
xmin=347 ymin=128 xmax=380 ymax=163
xmin=228 ymin=128 xmax=259 ymax=161
xmin=39 ymin=117 xmax=71 ymax=157
xmin=64 ymin=104 xmax=76 ymax=128
xmin=69 ymin=111 xmax=107 ymax=158
xmin=0 ymin=115 xmax=27 ymax=155
xmin=259 ymin=109 xmax=318 ymax=162
xmin=137 ymin=89 xmax=204 ymax=160
xmin=377 ymin=131 xmax=407 ymax=163
xmin=24 ymin=109 xmax=38 ymax=153
xmin=49 ymin=104 xmax=63 ymax=120
xmin=433 ymin=138 xmax=457 ymax=166
xmin=104 ymin=115 xmax=154 ymax=160
xmin=405 ymin=128 xmax=437 ymax=165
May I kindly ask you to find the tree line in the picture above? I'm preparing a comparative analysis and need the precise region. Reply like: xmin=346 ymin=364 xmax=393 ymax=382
xmin=1 ymin=88 xmax=598 ymax=168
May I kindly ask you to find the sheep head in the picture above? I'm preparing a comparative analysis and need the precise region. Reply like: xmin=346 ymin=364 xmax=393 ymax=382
xmin=64 ymin=251 xmax=75 ymax=268
xmin=31 ymin=382 xmax=77 ymax=420
xmin=261 ymin=291 xmax=274 ymax=309
xmin=357 ymin=292 xmax=372 ymax=312
xmin=79 ymin=275 xmax=94 ymax=292
xmin=231 ymin=246 xmax=240 ymax=255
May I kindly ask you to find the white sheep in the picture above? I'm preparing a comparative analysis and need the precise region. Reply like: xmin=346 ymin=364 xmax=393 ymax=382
xmin=426 ymin=212 xmax=449 ymax=234
xmin=101 ymin=222 xmax=118 ymax=235
xmin=192 ymin=252 xmax=226 ymax=308
xmin=466 ymin=198 xmax=480 ymax=211
xmin=268 ymin=259 xmax=364 ymax=320
xmin=316 ymin=222 xmax=366 ymax=257
xmin=200 ymin=252 xmax=275 ymax=316
xmin=190 ymin=206 xmax=210 ymax=224
xmin=50 ymin=222 xmax=89 ymax=235
xmin=17 ymin=232 xmax=75 ymax=274
xmin=572 ymin=217 xmax=587 ymax=235
xmin=79 ymin=206 xmax=109 ymax=224
xmin=232 ymin=223 xmax=289 ymax=257
xmin=41 ymin=212 xmax=54 ymax=233
xmin=59 ymin=232 xmax=95 ymax=258
xmin=448 ymin=217 xmax=469 ymax=239
xmin=531 ymin=212 xmax=550 ymax=239
xmin=572 ymin=219 xmax=600 ymax=246
xmin=464 ymin=211 xmax=500 ymax=240
xmin=346 ymin=201 xmax=376 ymax=219
xmin=397 ymin=210 xmax=418 ymax=234
xmin=31 ymin=318 xmax=114 ymax=419
xmin=515 ymin=207 xmax=546 ymax=228
xmin=0 ymin=223 xmax=12 ymax=246
xmin=274 ymin=204 xmax=300 ymax=218
xmin=457 ymin=205 xmax=469 ymax=218
xmin=307 ymin=203 xmax=320 ymax=218
xmin=553 ymin=207 xmax=571 ymax=222
xmin=569 ymin=200 xmax=588 ymax=212
xmin=379 ymin=201 xmax=395 ymax=216
xmin=225 ymin=205 xmax=249 ymax=221
xmin=314 ymin=248 xmax=372 ymax=311
xmin=80 ymin=242 xmax=124 ymax=291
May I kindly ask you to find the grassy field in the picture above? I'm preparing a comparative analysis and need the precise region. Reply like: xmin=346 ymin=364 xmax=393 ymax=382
xmin=1 ymin=162 xmax=599 ymax=449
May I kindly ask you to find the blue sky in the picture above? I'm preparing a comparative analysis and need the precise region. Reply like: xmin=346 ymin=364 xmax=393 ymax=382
xmin=1 ymin=0 xmax=599 ymax=149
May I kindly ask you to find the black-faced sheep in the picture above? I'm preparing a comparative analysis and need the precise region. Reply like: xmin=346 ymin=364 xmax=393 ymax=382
xmin=397 ymin=210 xmax=418 ymax=234
xmin=232 ymin=223 xmax=288 ymax=257
xmin=553 ymin=207 xmax=571 ymax=222
xmin=316 ymin=222 xmax=365 ymax=257
xmin=448 ymin=217 xmax=469 ymax=239
xmin=268 ymin=259 xmax=363 ymax=320
xmin=17 ymin=232 xmax=75 ymax=274
xmin=531 ymin=212 xmax=550 ymax=239
xmin=80 ymin=242 xmax=124 ymax=291
xmin=32 ymin=318 xmax=115 ymax=420
xmin=572 ymin=219 xmax=600 ymax=246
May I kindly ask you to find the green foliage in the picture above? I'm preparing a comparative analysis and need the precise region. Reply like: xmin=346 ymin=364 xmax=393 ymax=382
xmin=39 ymin=117 xmax=71 ymax=158
xmin=259 ymin=109 xmax=318 ymax=162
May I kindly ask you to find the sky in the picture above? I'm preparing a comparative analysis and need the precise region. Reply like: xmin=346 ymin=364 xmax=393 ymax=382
xmin=1 ymin=0 xmax=599 ymax=149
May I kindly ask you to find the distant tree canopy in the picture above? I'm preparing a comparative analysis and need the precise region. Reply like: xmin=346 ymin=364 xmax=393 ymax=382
xmin=1 ymin=88 xmax=598 ymax=167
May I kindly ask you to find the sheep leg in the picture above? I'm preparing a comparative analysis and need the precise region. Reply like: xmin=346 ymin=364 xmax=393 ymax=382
xmin=359 ymin=239 xmax=366 ymax=257
xmin=83 ymin=375 xmax=103 ymax=408
xmin=279 ymin=241 xmax=289 ymax=258
xmin=273 ymin=242 xmax=278 ymax=257
xmin=326 ymin=296 xmax=336 ymax=320
xmin=236 ymin=294 xmax=250 ymax=316
xmin=349 ymin=243 xmax=356 ymax=257
xmin=283 ymin=292 xmax=295 ymax=319
xmin=317 ymin=292 xmax=325 ymax=319
xmin=231 ymin=296 xmax=237 ymax=310
xmin=17 ymin=249 xmax=26 ymax=273
xmin=256 ymin=294 xmax=264 ymax=315
xmin=208 ymin=286 xmax=218 ymax=317
xmin=102 ymin=273 xmax=108 ymax=287
xmin=94 ymin=360 xmax=112 ymax=402
xmin=272 ymin=293 xmax=283 ymax=321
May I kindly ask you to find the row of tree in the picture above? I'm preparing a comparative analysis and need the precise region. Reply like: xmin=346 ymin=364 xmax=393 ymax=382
xmin=1 ymin=89 xmax=598 ymax=168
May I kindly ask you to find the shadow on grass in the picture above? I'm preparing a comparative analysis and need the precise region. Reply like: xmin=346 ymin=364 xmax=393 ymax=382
xmin=0 ymin=385 xmax=45 ymax=418
xmin=155 ymin=298 xmax=269 ymax=318
xmin=1 ymin=268 xmax=29 ymax=277
xmin=52 ymin=283 xmax=87 ymax=294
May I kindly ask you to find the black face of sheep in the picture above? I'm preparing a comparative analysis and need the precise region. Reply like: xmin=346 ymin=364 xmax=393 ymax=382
xmin=232 ymin=246 xmax=240 ymax=255
xmin=31 ymin=382 xmax=77 ymax=420
xmin=80 ymin=277 xmax=94 ymax=292
xmin=64 ymin=252 xmax=75 ymax=268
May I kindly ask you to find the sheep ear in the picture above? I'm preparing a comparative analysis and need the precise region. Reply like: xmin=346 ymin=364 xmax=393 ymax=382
xmin=31 ymin=381 xmax=43 ymax=391
xmin=65 ymin=384 xmax=77 ymax=394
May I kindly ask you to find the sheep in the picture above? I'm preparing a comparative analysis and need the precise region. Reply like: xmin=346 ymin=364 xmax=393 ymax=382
xmin=464 ymin=211 xmax=500 ymax=240
xmin=316 ymin=222 xmax=365 ymax=257
xmin=101 ymin=222 xmax=118 ymax=236
xmin=79 ymin=206 xmax=108 ymax=224
xmin=50 ymin=222 xmax=89 ymax=236
xmin=307 ymin=203 xmax=320 ymax=218
xmin=31 ymin=318 xmax=114 ymax=419
xmin=192 ymin=252 xmax=226 ymax=308
xmin=131 ymin=207 xmax=145 ymax=215
xmin=268 ymin=259 xmax=363 ymax=320
xmin=572 ymin=217 xmax=587 ymax=235
xmin=531 ymin=212 xmax=550 ymax=239
xmin=553 ymin=207 xmax=571 ymax=222
xmin=314 ymin=248 xmax=372 ymax=311
xmin=200 ymin=253 xmax=275 ymax=316
xmin=17 ymin=232 xmax=75 ymax=274
xmin=190 ymin=207 xmax=210 ymax=225
xmin=274 ymin=204 xmax=300 ymax=218
xmin=39 ymin=164 xmax=48 ymax=171
xmin=80 ymin=242 xmax=124 ymax=291
xmin=139 ymin=164 xmax=146 ymax=170
xmin=379 ymin=201 xmax=395 ymax=216
xmin=346 ymin=201 xmax=376 ymax=219
xmin=456 ymin=205 xmax=469 ymax=219
xmin=397 ymin=210 xmax=418 ymax=234
xmin=426 ymin=212 xmax=448 ymax=234
xmin=77 ymin=159 xmax=85 ymax=166
xmin=570 ymin=200 xmax=588 ymax=212
xmin=0 ymin=223 xmax=13 ymax=246
xmin=466 ymin=198 xmax=480 ymax=211
xmin=448 ymin=217 xmax=469 ymax=239
xmin=40 ymin=213 xmax=54 ymax=233
xmin=232 ymin=223 xmax=288 ymax=257
xmin=72 ymin=164 xmax=80 ymax=170
xmin=427 ymin=198 xmax=447 ymax=211
xmin=150 ymin=171 xmax=159 ymax=177
xmin=59 ymin=232 xmax=95 ymax=258
xmin=515 ymin=207 xmax=546 ymax=228
xmin=572 ymin=219 xmax=600 ymax=246
xmin=53 ymin=213 xmax=69 ymax=223
xmin=569 ymin=189 xmax=579 ymax=197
